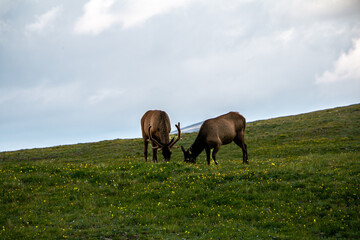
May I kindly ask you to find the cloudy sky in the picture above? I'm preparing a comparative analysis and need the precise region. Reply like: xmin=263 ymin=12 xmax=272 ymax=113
xmin=1 ymin=0 xmax=359 ymax=151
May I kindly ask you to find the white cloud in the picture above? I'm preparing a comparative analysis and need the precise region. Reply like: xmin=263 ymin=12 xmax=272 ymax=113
xmin=74 ymin=0 xmax=191 ymax=35
xmin=316 ymin=38 xmax=360 ymax=84
xmin=297 ymin=0 xmax=360 ymax=18
xmin=0 ymin=20 xmax=11 ymax=39
xmin=26 ymin=6 xmax=61 ymax=32
xmin=89 ymin=89 xmax=124 ymax=104
xmin=118 ymin=0 xmax=191 ymax=29
xmin=268 ymin=0 xmax=360 ymax=21
xmin=74 ymin=0 xmax=118 ymax=35
xmin=0 ymin=81 xmax=83 ymax=108
xmin=276 ymin=28 xmax=295 ymax=45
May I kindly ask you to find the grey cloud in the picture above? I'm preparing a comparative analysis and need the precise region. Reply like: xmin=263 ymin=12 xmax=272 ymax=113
xmin=0 ymin=0 xmax=359 ymax=151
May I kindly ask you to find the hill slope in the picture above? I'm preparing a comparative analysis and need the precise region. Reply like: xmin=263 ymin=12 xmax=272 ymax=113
xmin=0 ymin=104 xmax=359 ymax=239
xmin=171 ymin=121 xmax=203 ymax=134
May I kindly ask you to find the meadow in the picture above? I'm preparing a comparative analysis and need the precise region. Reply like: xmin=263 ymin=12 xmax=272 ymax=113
xmin=0 ymin=104 xmax=359 ymax=239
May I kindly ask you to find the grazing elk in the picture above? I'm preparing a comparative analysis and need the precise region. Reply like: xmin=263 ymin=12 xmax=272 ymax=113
xmin=181 ymin=112 xmax=248 ymax=165
xmin=141 ymin=110 xmax=181 ymax=162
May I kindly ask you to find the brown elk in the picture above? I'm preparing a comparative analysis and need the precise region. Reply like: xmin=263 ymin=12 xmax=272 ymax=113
xmin=181 ymin=112 xmax=248 ymax=165
xmin=141 ymin=110 xmax=181 ymax=162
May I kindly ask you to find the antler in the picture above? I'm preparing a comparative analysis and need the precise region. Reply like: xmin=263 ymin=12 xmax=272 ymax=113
xmin=169 ymin=122 xmax=182 ymax=148
xmin=148 ymin=124 xmax=164 ymax=148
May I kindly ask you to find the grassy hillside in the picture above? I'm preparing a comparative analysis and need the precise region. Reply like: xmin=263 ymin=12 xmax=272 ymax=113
xmin=1 ymin=104 xmax=359 ymax=239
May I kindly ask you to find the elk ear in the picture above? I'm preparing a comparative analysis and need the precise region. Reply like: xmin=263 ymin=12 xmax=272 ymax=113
xmin=181 ymin=146 xmax=186 ymax=153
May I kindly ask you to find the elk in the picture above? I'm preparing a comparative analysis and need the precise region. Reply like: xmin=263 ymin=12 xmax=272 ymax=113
xmin=181 ymin=112 xmax=248 ymax=165
xmin=141 ymin=110 xmax=181 ymax=162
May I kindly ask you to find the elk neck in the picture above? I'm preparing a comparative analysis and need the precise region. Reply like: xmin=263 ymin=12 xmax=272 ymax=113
xmin=189 ymin=135 xmax=205 ymax=158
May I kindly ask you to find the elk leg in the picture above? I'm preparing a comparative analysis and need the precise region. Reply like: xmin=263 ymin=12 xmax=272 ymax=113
xmin=243 ymin=143 xmax=248 ymax=164
xmin=144 ymin=139 xmax=149 ymax=161
xmin=234 ymin=136 xmax=248 ymax=164
xmin=205 ymin=147 xmax=211 ymax=165
xmin=212 ymin=145 xmax=220 ymax=165
xmin=152 ymin=144 xmax=158 ymax=162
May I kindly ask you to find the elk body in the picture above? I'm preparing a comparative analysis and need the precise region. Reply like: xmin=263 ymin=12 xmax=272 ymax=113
xmin=141 ymin=110 xmax=181 ymax=162
xmin=181 ymin=112 xmax=248 ymax=165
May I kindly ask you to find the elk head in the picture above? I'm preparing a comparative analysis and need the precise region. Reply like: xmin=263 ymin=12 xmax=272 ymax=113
xmin=148 ymin=122 xmax=181 ymax=161
xmin=181 ymin=146 xmax=196 ymax=163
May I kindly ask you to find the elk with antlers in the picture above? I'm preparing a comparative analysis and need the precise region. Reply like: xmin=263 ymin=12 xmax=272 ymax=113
xmin=141 ymin=110 xmax=181 ymax=162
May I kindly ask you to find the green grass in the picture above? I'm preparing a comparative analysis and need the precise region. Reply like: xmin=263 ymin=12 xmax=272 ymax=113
xmin=1 ymin=104 xmax=359 ymax=239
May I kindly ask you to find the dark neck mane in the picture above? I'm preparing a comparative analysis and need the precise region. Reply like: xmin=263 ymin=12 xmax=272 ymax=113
xmin=190 ymin=135 xmax=205 ymax=159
